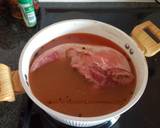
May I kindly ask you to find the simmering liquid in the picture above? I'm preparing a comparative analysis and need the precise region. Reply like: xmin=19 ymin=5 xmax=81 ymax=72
xmin=29 ymin=33 xmax=136 ymax=117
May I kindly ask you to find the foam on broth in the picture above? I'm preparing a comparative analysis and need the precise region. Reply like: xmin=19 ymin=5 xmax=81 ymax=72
xmin=29 ymin=33 xmax=136 ymax=117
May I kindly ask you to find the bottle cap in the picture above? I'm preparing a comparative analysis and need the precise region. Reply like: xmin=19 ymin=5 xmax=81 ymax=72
xmin=18 ymin=0 xmax=32 ymax=4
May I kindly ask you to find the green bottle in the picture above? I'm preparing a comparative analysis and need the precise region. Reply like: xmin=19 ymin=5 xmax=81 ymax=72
xmin=18 ymin=0 xmax=37 ymax=27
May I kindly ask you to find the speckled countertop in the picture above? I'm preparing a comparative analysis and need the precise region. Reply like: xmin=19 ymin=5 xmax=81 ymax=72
xmin=0 ymin=12 xmax=38 ymax=128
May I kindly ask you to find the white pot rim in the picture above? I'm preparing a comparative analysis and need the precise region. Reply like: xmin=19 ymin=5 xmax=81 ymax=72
xmin=19 ymin=19 xmax=148 ymax=122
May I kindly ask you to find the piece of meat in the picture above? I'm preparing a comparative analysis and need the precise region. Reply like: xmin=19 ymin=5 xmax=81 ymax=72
xmin=30 ymin=43 xmax=135 ymax=87
xmin=66 ymin=47 xmax=134 ymax=87
xmin=30 ymin=44 xmax=80 ymax=72
xmin=30 ymin=50 xmax=59 ymax=72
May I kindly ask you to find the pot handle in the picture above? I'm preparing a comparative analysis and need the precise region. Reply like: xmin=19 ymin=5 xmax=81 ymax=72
xmin=131 ymin=21 xmax=160 ymax=57
xmin=0 ymin=64 xmax=24 ymax=102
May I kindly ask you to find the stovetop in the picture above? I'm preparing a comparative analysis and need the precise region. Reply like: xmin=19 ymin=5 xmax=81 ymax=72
xmin=19 ymin=3 xmax=160 ymax=128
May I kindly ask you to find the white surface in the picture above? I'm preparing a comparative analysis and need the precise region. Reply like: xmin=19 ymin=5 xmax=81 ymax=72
xmin=19 ymin=19 xmax=148 ymax=127
xmin=39 ymin=0 xmax=155 ymax=2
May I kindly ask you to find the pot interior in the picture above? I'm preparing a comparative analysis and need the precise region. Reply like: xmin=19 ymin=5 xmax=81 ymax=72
xmin=19 ymin=19 xmax=148 ymax=121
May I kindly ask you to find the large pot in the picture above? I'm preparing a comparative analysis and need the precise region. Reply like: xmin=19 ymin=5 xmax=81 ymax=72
xmin=17 ymin=19 xmax=149 ymax=127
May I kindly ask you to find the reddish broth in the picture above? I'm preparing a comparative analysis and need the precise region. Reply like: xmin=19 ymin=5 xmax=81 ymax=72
xmin=29 ymin=33 xmax=136 ymax=117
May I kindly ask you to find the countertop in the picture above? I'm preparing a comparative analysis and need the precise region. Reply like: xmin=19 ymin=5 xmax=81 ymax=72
xmin=0 ymin=12 xmax=37 ymax=128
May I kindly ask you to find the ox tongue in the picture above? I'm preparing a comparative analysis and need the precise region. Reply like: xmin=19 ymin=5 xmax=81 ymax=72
xmin=30 ymin=43 xmax=135 ymax=87
xmin=66 ymin=44 xmax=135 ymax=86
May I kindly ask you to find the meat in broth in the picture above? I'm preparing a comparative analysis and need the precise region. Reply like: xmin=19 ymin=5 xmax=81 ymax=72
xmin=29 ymin=33 xmax=136 ymax=117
